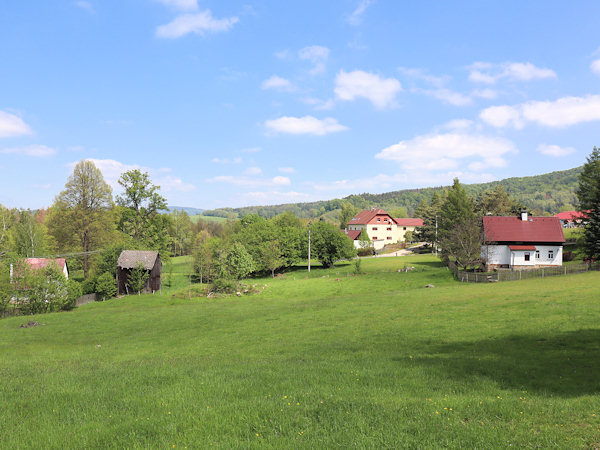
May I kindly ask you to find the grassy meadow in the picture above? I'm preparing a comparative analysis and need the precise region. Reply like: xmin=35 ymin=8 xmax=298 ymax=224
xmin=1 ymin=255 xmax=600 ymax=448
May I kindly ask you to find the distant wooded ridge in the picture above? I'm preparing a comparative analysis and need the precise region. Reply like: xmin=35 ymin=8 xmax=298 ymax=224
xmin=198 ymin=167 xmax=582 ymax=221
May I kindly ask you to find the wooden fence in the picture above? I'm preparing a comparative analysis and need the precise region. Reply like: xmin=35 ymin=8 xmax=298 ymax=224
xmin=448 ymin=261 xmax=600 ymax=283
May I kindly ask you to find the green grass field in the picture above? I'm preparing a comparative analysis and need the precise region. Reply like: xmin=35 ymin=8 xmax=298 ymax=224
xmin=189 ymin=214 xmax=228 ymax=224
xmin=1 ymin=255 xmax=600 ymax=448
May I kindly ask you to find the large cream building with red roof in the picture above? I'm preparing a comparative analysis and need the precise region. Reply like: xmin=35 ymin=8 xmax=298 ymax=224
xmin=482 ymin=211 xmax=565 ymax=270
xmin=346 ymin=208 xmax=423 ymax=250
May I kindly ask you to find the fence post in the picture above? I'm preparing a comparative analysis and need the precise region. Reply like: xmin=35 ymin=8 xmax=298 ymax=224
xmin=542 ymin=269 xmax=544 ymax=278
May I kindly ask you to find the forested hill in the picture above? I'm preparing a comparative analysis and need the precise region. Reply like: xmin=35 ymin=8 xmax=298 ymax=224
xmin=202 ymin=166 xmax=582 ymax=220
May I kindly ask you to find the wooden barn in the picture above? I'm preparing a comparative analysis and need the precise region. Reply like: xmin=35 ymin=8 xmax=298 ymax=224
xmin=116 ymin=250 xmax=161 ymax=295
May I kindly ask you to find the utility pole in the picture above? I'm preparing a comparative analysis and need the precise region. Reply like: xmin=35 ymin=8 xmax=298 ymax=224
xmin=308 ymin=229 xmax=311 ymax=273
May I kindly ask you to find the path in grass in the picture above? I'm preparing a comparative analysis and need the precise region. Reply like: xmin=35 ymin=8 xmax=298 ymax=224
xmin=1 ymin=255 xmax=599 ymax=448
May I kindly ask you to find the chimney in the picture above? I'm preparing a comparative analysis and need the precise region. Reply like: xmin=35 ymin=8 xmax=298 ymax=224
xmin=521 ymin=210 xmax=528 ymax=221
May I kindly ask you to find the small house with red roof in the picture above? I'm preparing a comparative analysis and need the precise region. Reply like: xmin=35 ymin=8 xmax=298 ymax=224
xmin=25 ymin=258 xmax=69 ymax=279
xmin=346 ymin=208 xmax=423 ymax=250
xmin=554 ymin=210 xmax=589 ymax=228
xmin=482 ymin=211 xmax=565 ymax=270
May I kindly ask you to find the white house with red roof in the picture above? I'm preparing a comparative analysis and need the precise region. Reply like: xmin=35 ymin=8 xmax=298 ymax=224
xmin=346 ymin=208 xmax=423 ymax=250
xmin=554 ymin=210 xmax=589 ymax=228
xmin=482 ymin=211 xmax=565 ymax=270
xmin=25 ymin=258 xmax=69 ymax=279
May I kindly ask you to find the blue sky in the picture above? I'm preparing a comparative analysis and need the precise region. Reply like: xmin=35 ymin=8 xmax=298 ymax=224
xmin=1 ymin=0 xmax=600 ymax=210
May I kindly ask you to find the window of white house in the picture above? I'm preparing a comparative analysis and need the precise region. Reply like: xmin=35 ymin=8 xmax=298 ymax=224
xmin=372 ymin=227 xmax=378 ymax=230
xmin=548 ymin=250 xmax=554 ymax=259
xmin=387 ymin=227 xmax=392 ymax=231
xmin=373 ymin=236 xmax=377 ymax=240
xmin=524 ymin=252 xmax=530 ymax=261
xmin=387 ymin=236 xmax=392 ymax=240
xmin=535 ymin=250 xmax=540 ymax=259
xmin=403 ymin=227 xmax=407 ymax=230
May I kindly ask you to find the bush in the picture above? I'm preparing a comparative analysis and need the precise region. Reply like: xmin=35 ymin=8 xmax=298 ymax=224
xmin=64 ymin=279 xmax=82 ymax=310
xmin=353 ymin=259 xmax=363 ymax=275
xmin=357 ymin=247 xmax=374 ymax=257
xmin=211 ymin=277 xmax=238 ymax=294
xmin=81 ymin=277 xmax=96 ymax=295
xmin=96 ymin=272 xmax=116 ymax=301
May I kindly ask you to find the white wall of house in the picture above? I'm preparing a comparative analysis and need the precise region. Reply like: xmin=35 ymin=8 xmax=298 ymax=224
xmin=482 ymin=245 xmax=563 ymax=267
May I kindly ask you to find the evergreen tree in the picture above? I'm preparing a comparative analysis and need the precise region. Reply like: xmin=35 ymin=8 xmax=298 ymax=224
xmin=577 ymin=147 xmax=600 ymax=260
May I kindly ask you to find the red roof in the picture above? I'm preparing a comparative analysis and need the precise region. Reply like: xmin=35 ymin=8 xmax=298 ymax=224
xmin=394 ymin=218 xmax=424 ymax=227
xmin=348 ymin=209 xmax=392 ymax=225
xmin=508 ymin=245 xmax=536 ymax=251
xmin=483 ymin=216 xmax=565 ymax=243
xmin=26 ymin=258 xmax=67 ymax=271
xmin=345 ymin=230 xmax=362 ymax=240
xmin=554 ymin=210 xmax=589 ymax=221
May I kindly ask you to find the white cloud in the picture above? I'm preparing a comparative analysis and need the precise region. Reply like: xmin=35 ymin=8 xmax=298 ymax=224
xmin=471 ymin=88 xmax=498 ymax=100
xmin=416 ymin=88 xmax=473 ymax=106
xmin=441 ymin=119 xmax=474 ymax=131
xmin=156 ymin=10 xmax=239 ymax=39
xmin=82 ymin=158 xmax=195 ymax=192
xmin=1 ymin=145 xmax=56 ymax=157
xmin=301 ymin=97 xmax=335 ymax=110
xmin=212 ymin=156 xmax=242 ymax=164
xmin=0 ymin=110 xmax=32 ymax=138
xmin=298 ymin=45 xmax=330 ymax=75
xmin=206 ymin=175 xmax=291 ymax=187
xmin=74 ymin=1 xmax=95 ymax=13
xmin=244 ymin=166 xmax=262 ymax=175
xmin=592 ymin=59 xmax=600 ymax=76
xmin=479 ymin=105 xmax=524 ymax=128
xmin=278 ymin=167 xmax=295 ymax=173
xmin=264 ymin=115 xmax=348 ymax=136
xmin=347 ymin=0 xmax=375 ymax=25
xmin=398 ymin=67 xmax=449 ymax=88
xmin=375 ymin=132 xmax=517 ymax=172
xmin=536 ymin=144 xmax=576 ymax=157
xmin=155 ymin=0 xmax=198 ymax=11
xmin=468 ymin=61 xmax=557 ymax=84
xmin=261 ymin=75 xmax=296 ymax=92
xmin=480 ymin=95 xmax=600 ymax=128
xmin=335 ymin=70 xmax=402 ymax=109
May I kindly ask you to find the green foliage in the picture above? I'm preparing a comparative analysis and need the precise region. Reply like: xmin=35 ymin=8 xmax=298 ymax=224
xmin=0 ymin=261 xmax=12 ymax=315
xmin=116 ymin=169 xmax=170 ymax=254
xmin=353 ymin=258 xmax=362 ymax=274
xmin=338 ymin=202 xmax=359 ymax=229
xmin=439 ymin=179 xmax=475 ymax=234
xmin=358 ymin=228 xmax=371 ymax=248
xmin=81 ymin=277 xmax=96 ymax=295
xmin=14 ymin=262 xmax=70 ymax=315
xmin=95 ymin=272 xmax=116 ymax=301
xmin=439 ymin=217 xmax=483 ymax=270
xmin=260 ymin=240 xmax=284 ymax=278
xmin=475 ymin=185 xmax=521 ymax=216
xmin=309 ymin=222 xmax=357 ymax=268
xmin=47 ymin=160 xmax=115 ymax=278
xmin=93 ymin=241 xmax=131 ymax=278
xmin=404 ymin=230 xmax=414 ymax=243
xmin=225 ymin=243 xmax=254 ymax=280
xmin=127 ymin=262 xmax=150 ymax=294
xmin=210 ymin=277 xmax=238 ymax=294
xmin=65 ymin=279 xmax=82 ymax=310
xmin=577 ymin=147 xmax=600 ymax=260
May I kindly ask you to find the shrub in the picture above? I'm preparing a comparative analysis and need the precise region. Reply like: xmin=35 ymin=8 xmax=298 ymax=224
xmin=211 ymin=277 xmax=238 ymax=294
xmin=127 ymin=262 xmax=149 ymax=294
xmin=96 ymin=272 xmax=116 ymax=301
xmin=357 ymin=247 xmax=374 ymax=257
xmin=353 ymin=259 xmax=363 ymax=275
xmin=81 ymin=277 xmax=96 ymax=295
xmin=64 ymin=279 xmax=83 ymax=310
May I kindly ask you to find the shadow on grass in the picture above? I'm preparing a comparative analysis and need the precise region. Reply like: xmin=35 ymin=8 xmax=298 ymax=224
xmin=412 ymin=329 xmax=600 ymax=397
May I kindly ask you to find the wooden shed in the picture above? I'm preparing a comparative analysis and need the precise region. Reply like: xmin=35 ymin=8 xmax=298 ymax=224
xmin=116 ymin=250 xmax=161 ymax=295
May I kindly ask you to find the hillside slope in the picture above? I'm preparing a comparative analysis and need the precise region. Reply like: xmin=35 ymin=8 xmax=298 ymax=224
xmin=202 ymin=167 xmax=582 ymax=221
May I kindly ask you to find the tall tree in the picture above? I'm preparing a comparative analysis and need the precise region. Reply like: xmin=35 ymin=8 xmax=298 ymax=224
xmin=577 ymin=146 xmax=600 ymax=259
xmin=116 ymin=169 xmax=169 ymax=251
xmin=439 ymin=179 xmax=475 ymax=233
xmin=476 ymin=185 xmax=521 ymax=216
xmin=338 ymin=202 xmax=359 ymax=229
xmin=47 ymin=160 xmax=114 ymax=277
xmin=309 ymin=222 xmax=356 ymax=268
xmin=415 ymin=191 xmax=444 ymax=248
